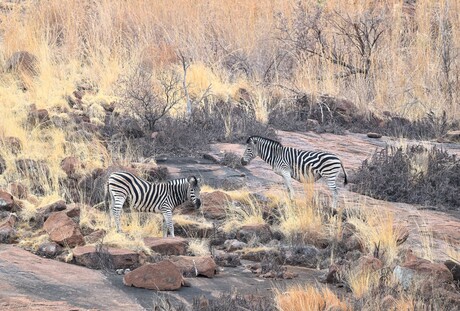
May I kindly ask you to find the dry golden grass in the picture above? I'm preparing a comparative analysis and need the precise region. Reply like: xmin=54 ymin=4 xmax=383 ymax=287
xmin=223 ymin=191 xmax=266 ymax=233
xmin=343 ymin=267 xmax=380 ymax=299
xmin=187 ymin=238 xmax=211 ymax=256
xmin=347 ymin=207 xmax=403 ymax=265
xmin=275 ymin=284 xmax=350 ymax=311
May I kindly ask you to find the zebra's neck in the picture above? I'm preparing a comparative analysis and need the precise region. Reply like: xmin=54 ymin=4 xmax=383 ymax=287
xmin=164 ymin=180 xmax=189 ymax=206
xmin=256 ymin=138 xmax=283 ymax=167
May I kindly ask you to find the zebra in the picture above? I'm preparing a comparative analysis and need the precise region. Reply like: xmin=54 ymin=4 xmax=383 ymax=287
xmin=105 ymin=171 xmax=201 ymax=237
xmin=241 ymin=136 xmax=347 ymax=210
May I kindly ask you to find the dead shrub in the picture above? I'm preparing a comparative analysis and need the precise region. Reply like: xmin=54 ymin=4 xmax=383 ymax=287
xmin=351 ymin=145 xmax=460 ymax=210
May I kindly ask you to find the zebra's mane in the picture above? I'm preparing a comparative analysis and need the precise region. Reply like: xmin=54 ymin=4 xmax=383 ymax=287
xmin=248 ymin=136 xmax=283 ymax=147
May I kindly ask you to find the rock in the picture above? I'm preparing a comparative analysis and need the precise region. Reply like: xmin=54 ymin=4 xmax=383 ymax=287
xmin=357 ymin=255 xmax=383 ymax=272
xmin=3 ymin=136 xmax=22 ymax=155
xmin=43 ymin=212 xmax=85 ymax=247
xmin=32 ymin=200 xmax=67 ymax=227
xmin=143 ymin=237 xmax=189 ymax=256
xmin=0 ymin=191 xmax=19 ymax=212
xmin=4 ymin=51 xmax=39 ymax=75
xmin=8 ymin=182 xmax=28 ymax=199
xmin=64 ymin=203 xmax=82 ymax=218
xmin=37 ymin=242 xmax=63 ymax=258
xmin=67 ymin=94 xmax=83 ymax=109
xmin=169 ymin=255 xmax=217 ymax=278
xmin=324 ymin=264 xmax=342 ymax=284
xmin=224 ymin=239 xmax=247 ymax=252
xmin=60 ymin=156 xmax=83 ymax=178
xmin=394 ymin=250 xmax=454 ymax=289
xmin=281 ymin=245 xmax=320 ymax=268
xmin=0 ymin=213 xmax=18 ymax=244
xmin=27 ymin=105 xmax=50 ymax=126
xmin=200 ymin=191 xmax=231 ymax=220
xmin=306 ymin=118 xmax=320 ymax=128
xmin=444 ymin=130 xmax=460 ymax=143
xmin=213 ymin=250 xmax=241 ymax=267
xmin=444 ymin=260 xmax=460 ymax=283
xmin=73 ymin=245 xmax=139 ymax=269
xmin=393 ymin=265 xmax=415 ymax=290
xmin=237 ymin=224 xmax=272 ymax=244
xmin=367 ymin=132 xmax=382 ymax=139
xmin=84 ymin=229 xmax=106 ymax=244
xmin=123 ymin=260 xmax=183 ymax=291
xmin=240 ymin=248 xmax=282 ymax=263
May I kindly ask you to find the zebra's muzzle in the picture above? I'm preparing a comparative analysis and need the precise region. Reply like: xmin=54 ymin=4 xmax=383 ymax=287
xmin=194 ymin=199 xmax=202 ymax=209
xmin=241 ymin=158 xmax=248 ymax=166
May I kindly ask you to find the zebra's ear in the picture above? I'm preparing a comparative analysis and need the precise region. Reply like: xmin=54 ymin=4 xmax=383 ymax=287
xmin=187 ymin=176 xmax=198 ymax=186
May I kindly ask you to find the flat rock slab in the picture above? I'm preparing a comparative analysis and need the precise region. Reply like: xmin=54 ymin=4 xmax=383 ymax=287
xmin=73 ymin=245 xmax=139 ymax=269
xmin=0 ymin=245 xmax=143 ymax=310
xmin=143 ymin=237 xmax=188 ymax=255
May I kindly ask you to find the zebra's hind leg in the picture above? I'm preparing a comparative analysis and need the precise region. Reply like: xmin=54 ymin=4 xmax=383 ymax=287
xmin=112 ymin=194 xmax=126 ymax=233
xmin=161 ymin=209 xmax=174 ymax=238
xmin=326 ymin=176 xmax=339 ymax=214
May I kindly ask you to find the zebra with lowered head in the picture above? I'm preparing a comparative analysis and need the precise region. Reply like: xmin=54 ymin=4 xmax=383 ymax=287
xmin=241 ymin=136 xmax=347 ymax=210
xmin=105 ymin=171 xmax=201 ymax=237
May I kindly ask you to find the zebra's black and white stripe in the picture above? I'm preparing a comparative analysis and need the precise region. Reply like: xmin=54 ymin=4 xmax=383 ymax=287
xmin=105 ymin=172 xmax=201 ymax=237
xmin=241 ymin=136 xmax=347 ymax=210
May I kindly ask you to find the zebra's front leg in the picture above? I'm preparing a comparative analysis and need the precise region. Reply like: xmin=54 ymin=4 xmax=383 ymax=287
xmin=281 ymin=171 xmax=295 ymax=201
xmin=161 ymin=209 xmax=174 ymax=238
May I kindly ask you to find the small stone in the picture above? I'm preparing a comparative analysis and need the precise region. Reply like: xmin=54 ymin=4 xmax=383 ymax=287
xmin=367 ymin=132 xmax=382 ymax=139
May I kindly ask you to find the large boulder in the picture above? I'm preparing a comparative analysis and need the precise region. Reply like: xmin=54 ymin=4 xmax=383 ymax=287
xmin=32 ymin=200 xmax=67 ymax=228
xmin=281 ymin=245 xmax=320 ymax=268
xmin=199 ymin=191 xmax=231 ymax=220
xmin=43 ymin=212 xmax=84 ymax=247
xmin=73 ymin=245 xmax=139 ymax=269
xmin=143 ymin=237 xmax=188 ymax=256
xmin=123 ymin=260 xmax=183 ymax=290
xmin=169 ymin=255 xmax=217 ymax=278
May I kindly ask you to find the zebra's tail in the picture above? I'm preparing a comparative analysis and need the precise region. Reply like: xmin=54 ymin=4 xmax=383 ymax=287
xmin=104 ymin=181 xmax=111 ymax=226
xmin=341 ymin=163 xmax=348 ymax=185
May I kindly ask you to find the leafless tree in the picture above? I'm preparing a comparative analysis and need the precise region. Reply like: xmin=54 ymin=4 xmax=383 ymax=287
xmin=118 ymin=66 xmax=183 ymax=131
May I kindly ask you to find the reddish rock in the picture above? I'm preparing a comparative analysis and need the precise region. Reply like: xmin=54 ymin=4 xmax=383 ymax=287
xmin=237 ymin=224 xmax=272 ymax=243
xmin=123 ymin=260 xmax=183 ymax=290
xmin=401 ymin=250 xmax=453 ymax=284
xmin=200 ymin=191 xmax=231 ymax=220
xmin=60 ymin=156 xmax=82 ymax=178
xmin=43 ymin=212 xmax=84 ymax=247
xmin=27 ymin=105 xmax=50 ymax=126
xmin=84 ymin=229 xmax=106 ymax=244
xmin=143 ymin=237 xmax=188 ymax=255
xmin=0 ymin=191 xmax=17 ymax=212
xmin=73 ymin=245 xmax=139 ymax=269
xmin=169 ymin=255 xmax=217 ymax=278
xmin=0 ymin=213 xmax=18 ymax=244
xmin=64 ymin=203 xmax=81 ymax=218
xmin=357 ymin=255 xmax=383 ymax=272
xmin=8 ymin=182 xmax=28 ymax=199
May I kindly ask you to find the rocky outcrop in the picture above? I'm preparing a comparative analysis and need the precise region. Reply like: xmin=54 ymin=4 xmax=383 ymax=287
xmin=43 ymin=212 xmax=84 ymax=247
xmin=123 ymin=260 xmax=184 ymax=290
xmin=169 ymin=255 xmax=217 ymax=278
xmin=143 ymin=237 xmax=188 ymax=255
